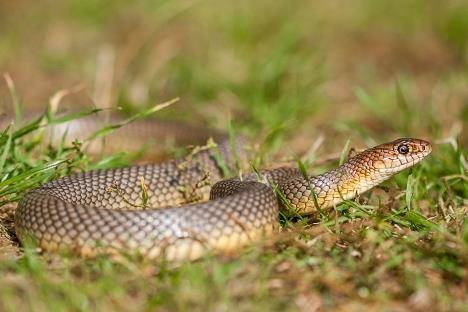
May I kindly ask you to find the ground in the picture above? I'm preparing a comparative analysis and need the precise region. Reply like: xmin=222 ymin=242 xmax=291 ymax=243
xmin=0 ymin=0 xmax=467 ymax=311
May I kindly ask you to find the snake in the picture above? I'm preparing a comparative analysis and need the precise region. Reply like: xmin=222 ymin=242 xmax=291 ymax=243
xmin=13 ymin=117 xmax=432 ymax=260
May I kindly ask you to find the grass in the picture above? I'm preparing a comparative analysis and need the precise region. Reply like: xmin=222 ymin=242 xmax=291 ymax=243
xmin=0 ymin=0 xmax=467 ymax=311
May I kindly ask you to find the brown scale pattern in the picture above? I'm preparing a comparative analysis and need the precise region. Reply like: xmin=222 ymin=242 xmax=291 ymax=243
xmin=15 ymin=137 xmax=432 ymax=260
xmin=15 ymin=145 xmax=280 ymax=260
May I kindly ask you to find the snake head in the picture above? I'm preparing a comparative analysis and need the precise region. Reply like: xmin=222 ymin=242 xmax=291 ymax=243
xmin=368 ymin=138 xmax=432 ymax=173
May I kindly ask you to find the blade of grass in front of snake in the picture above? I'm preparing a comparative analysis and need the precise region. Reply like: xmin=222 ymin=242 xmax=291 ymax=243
xmin=140 ymin=177 xmax=149 ymax=208
xmin=250 ymin=163 xmax=261 ymax=182
xmin=273 ymin=183 xmax=303 ymax=220
xmin=250 ymin=163 xmax=301 ymax=220
xmin=297 ymin=159 xmax=323 ymax=218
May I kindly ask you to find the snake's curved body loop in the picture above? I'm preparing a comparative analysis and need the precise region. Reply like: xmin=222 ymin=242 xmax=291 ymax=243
xmin=14 ymin=119 xmax=432 ymax=260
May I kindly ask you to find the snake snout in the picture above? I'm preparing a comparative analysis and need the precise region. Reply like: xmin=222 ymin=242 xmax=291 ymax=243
xmin=384 ymin=138 xmax=432 ymax=171
xmin=394 ymin=138 xmax=432 ymax=159
xmin=415 ymin=139 xmax=432 ymax=156
xmin=364 ymin=138 xmax=432 ymax=173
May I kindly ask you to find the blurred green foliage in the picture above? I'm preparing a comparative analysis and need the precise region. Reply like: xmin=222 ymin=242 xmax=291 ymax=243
xmin=0 ymin=0 xmax=466 ymax=311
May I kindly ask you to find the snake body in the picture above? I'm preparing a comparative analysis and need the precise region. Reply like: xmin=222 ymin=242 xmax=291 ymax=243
xmin=14 ymin=119 xmax=432 ymax=260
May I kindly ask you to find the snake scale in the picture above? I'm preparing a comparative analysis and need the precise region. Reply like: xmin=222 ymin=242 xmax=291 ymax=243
xmin=14 ymin=117 xmax=432 ymax=260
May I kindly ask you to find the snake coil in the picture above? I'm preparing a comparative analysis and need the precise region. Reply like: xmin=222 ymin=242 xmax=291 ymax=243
xmin=14 ymin=121 xmax=432 ymax=261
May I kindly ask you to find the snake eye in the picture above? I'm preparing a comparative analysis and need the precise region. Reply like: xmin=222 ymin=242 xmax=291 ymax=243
xmin=397 ymin=144 xmax=410 ymax=155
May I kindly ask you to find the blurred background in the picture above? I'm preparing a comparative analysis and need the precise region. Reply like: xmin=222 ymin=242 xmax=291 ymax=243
xmin=0 ymin=2 xmax=467 ymax=309
xmin=0 ymin=0 xmax=467 ymax=154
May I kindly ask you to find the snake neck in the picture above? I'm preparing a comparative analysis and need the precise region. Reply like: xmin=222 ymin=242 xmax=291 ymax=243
xmin=308 ymin=154 xmax=394 ymax=210
xmin=276 ymin=154 xmax=395 ymax=213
